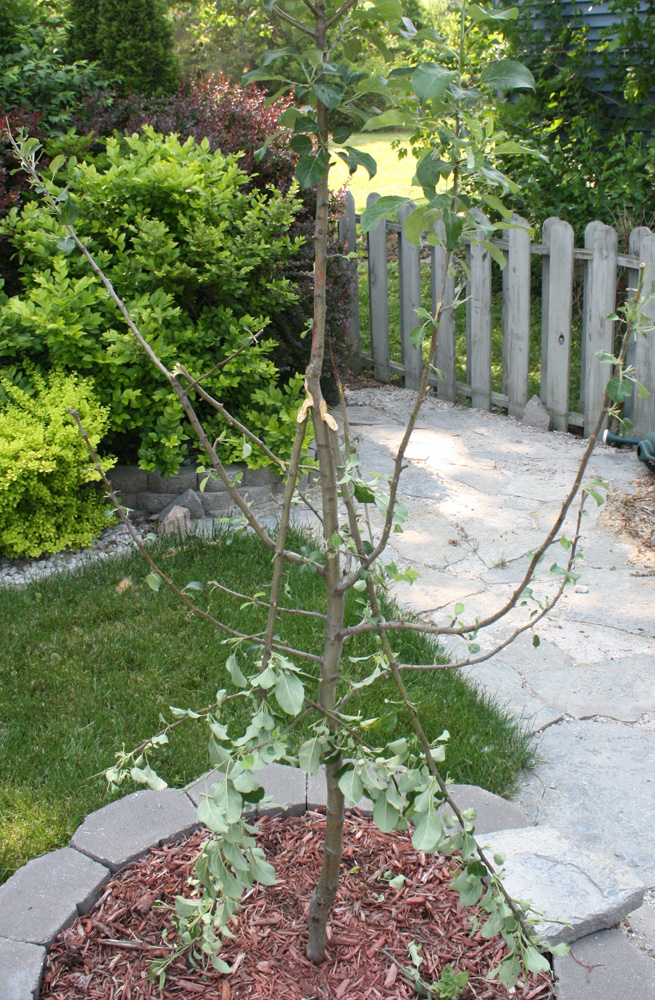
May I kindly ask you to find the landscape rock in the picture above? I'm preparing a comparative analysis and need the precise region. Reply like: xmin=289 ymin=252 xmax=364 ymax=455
xmin=522 ymin=394 xmax=553 ymax=431
xmin=158 ymin=488 xmax=203 ymax=522
xmin=440 ymin=783 xmax=531 ymax=834
xmin=554 ymin=928 xmax=655 ymax=999
xmin=0 ymin=938 xmax=46 ymax=1000
xmin=159 ymin=505 xmax=191 ymax=537
xmin=0 ymin=848 xmax=109 ymax=946
xmin=479 ymin=826 xmax=645 ymax=944
xmin=70 ymin=789 xmax=198 ymax=871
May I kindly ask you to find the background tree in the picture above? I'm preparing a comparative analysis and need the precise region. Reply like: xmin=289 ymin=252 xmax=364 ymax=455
xmin=66 ymin=0 xmax=179 ymax=95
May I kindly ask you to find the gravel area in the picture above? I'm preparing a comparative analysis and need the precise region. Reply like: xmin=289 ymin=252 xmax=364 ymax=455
xmin=0 ymin=517 xmax=154 ymax=589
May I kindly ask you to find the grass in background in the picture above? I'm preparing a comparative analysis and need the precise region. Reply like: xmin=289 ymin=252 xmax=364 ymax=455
xmin=0 ymin=527 xmax=535 ymax=882
xmin=330 ymin=131 xmax=417 ymax=212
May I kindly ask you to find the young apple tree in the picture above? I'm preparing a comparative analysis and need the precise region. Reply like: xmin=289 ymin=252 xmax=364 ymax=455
xmin=10 ymin=0 xmax=649 ymax=989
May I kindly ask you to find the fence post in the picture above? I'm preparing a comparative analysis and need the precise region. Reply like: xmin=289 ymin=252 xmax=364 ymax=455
xmin=398 ymin=201 xmax=422 ymax=390
xmin=628 ymin=227 xmax=655 ymax=437
xmin=541 ymin=217 xmax=574 ymax=431
xmin=625 ymin=227 xmax=651 ymax=426
xmin=582 ymin=222 xmax=618 ymax=436
xmin=502 ymin=214 xmax=531 ymax=418
xmin=431 ymin=221 xmax=456 ymax=402
xmin=468 ymin=210 xmax=492 ymax=410
xmin=366 ymin=192 xmax=390 ymax=383
xmin=338 ymin=190 xmax=361 ymax=372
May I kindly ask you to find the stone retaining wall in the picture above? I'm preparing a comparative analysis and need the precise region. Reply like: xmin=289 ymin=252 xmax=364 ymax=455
xmin=107 ymin=464 xmax=284 ymax=518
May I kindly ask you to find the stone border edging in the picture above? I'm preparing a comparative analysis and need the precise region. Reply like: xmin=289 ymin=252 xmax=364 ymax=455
xmin=0 ymin=765 xmax=645 ymax=1000
xmin=107 ymin=464 xmax=285 ymax=519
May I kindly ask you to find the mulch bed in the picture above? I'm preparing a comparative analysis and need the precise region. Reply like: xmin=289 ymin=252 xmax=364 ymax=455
xmin=40 ymin=811 xmax=555 ymax=1000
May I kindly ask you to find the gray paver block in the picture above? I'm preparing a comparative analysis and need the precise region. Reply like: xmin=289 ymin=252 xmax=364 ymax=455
xmin=137 ymin=491 xmax=180 ymax=514
xmin=442 ymin=783 xmax=531 ymax=834
xmin=306 ymin=768 xmax=327 ymax=810
xmin=200 ymin=492 xmax=236 ymax=515
xmin=0 ymin=938 xmax=46 ymax=1000
xmin=479 ymin=827 xmax=645 ymax=945
xmin=70 ymin=789 xmax=198 ymax=871
xmin=107 ymin=465 xmax=148 ymax=493
xmin=158 ymin=488 xmax=203 ymax=521
xmin=188 ymin=765 xmax=306 ymax=816
xmin=243 ymin=467 xmax=282 ymax=488
xmin=626 ymin=901 xmax=655 ymax=949
xmin=256 ymin=763 xmax=306 ymax=816
xmin=147 ymin=469 xmax=198 ymax=493
xmin=0 ymin=848 xmax=109 ymax=946
xmin=554 ymin=928 xmax=655 ymax=1000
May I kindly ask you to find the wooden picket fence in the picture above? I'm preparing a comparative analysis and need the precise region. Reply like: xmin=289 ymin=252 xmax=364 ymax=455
xmin=338 ymin=190 xmax=655 ymax=437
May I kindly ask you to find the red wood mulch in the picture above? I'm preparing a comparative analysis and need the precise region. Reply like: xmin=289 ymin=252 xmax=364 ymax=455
xmin=40 ymin=810 xmax=555 ymax=1000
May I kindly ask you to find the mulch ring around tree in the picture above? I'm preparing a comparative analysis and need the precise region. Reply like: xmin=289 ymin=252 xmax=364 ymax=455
xmin=40 ymin=811 xmax=555 ymax=1000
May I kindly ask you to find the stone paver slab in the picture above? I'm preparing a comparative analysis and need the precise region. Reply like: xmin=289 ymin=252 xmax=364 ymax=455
xmin=70 ymin=789 xmax=198 ymax=871
xmin=554 ymin=929 xmax=655 ymax=1000
xmin=479 ymin=827 xmax=644 ymax=944
xmin=515 ymin=720 xmax=655 ymax=881
xmin=461 ymin=660 xmax=563 ymax=732
xmin=0 ymin=848 xmax=109 ymax=946
xmin=0 ymin=938 xmax=46 ymax=1000
xmin=526 ymin=654 xmax=655 ymax=722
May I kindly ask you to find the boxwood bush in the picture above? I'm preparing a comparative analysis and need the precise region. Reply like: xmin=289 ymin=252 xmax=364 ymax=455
xmin=0 ymin=129 xmax=307 ymax=474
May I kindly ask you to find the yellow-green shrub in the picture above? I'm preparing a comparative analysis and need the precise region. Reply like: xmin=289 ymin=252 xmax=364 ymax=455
xmin=0 ymin=370 xmax=114 ymax=558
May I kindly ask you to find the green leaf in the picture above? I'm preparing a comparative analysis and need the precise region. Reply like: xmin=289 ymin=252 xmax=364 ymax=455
xmin=261 ymin=46 xmax=297 ymax=65
xmin=361 ymin=108 xmax=408 ymax=131
xmin=145 ymin=573 xmax=162 ymax=592
xmin=182 ymin=580 xmax=204 ymax=592
xmin=298 ymin=736 xmax=322 ymax=775
xmin=312 ymin=82 xmax=343 ymax=110
xmin=226 ymin=653 xmax=247 ymax=688
xmin=410 ymin=324 xmax=425 ymax=351
xmin=341 ymin=145 xmax=377 ymax=179
xmin=416 ymin=151 xmax=450 ymax=189
xmin=354 ymin=483 xmax=376 ymax=504
xmin=403 ymin=206 xmax=428 ymax=245
xmin=332 ymin=125 xmax=352 ymax=144
xmin=249 ymin=852 xmax=277 ymax=885
xmin=213 ymin=779 xmax=243 ymax=824
xmin=59 ymin=196 xmax=79 ymax=227
xmin=274 ymin=670 xmax=305 ymax=715
xmin=56 ymin=236 xmax=75 ymax=254
xmin=360 ymin=195 xmax=409 ymax=232
xmin=197 ymin=796 xmax=229 ymax=834
xmin=532 ymin=634 xmax=540 ymax=648
xmin=411 ymin=804 xmax=443 ymax=853
xmin=290 ymin=133 xmax=313 ymax=156
xmin=523 ymin=946 xmax=550 ymax=975
xmin=339 ymin=767 xmax=364 ymax=803
xmin=480 ymin=60 xmax=535 ymax=92
xmin=607 ymin=377 xmax=633 ymax=403
xmin=468 ymin=4 xmax=519 ymax=23
xmin=295 ymin=150 xmax=330 ymax=189
xmin=412 ymin=63 xmax=457 ymax=102
xmin=373 ymin=795 xmax=400 ymax=832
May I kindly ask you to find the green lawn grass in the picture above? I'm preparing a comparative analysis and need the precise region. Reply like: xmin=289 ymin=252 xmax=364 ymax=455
xmin=330 ymin=131 xmax=417 ymax=213
xmin=0 ymin=527 xmax=535 ymax=883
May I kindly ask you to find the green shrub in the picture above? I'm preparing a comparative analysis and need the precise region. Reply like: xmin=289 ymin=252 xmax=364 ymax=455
xmin=66 ymin=0 xmax=178 ymax=96
xmin=0 ymin=369 xmax=114 ymax=558
xmin=0 ymin=129 xmax=307 ymax=474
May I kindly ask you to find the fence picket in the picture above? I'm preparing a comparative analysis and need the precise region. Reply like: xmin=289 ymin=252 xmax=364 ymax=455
xmin=541 ymin=217 xmax=574 ymax=431
xmin=431 ymin=222 xmax=456 ymax=402
xmin=468 ymin=211 xmax=492 ymax=410
xmin=366 ymin=193 xmax=390 ymax=383
xmin=631 ymin=228 xmax=655 ymax=436
xmin=583 ymin=221 xmax=618 ymax=436
xmin=398 ymin=202 xmax=422 ymax=390
xmin=338 ymin=191 xmax=361 ymax=371
xmin=502 ymin=215 xmax=531 ymax=418
xmin=625 ymin=227 xmax=652 ymax=426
